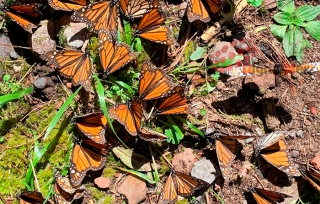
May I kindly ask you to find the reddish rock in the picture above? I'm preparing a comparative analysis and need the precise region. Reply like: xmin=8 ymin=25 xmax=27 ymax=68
xmin=172 ymin=148 xmax=198 ymax=174
xmin=117 ymin=175 xmax=147 ymax=204
xmin=94 ymin=177 xmax=110 ymax=189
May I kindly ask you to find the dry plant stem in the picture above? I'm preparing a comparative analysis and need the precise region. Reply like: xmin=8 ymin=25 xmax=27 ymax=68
xmin=0 ymin=43 xmax=33 ymax=50
xmin=252 ymin=174 xmax=265 ymax=189
xmin=30 ymin=158 xmax=40 ymax=192
xmin=105 ymin=96 xmax=116 ymax=105
xmin=81 ymin=39 xmax=89 ymax=53
xmin=0 ymin=193 xmax=7 ymax=204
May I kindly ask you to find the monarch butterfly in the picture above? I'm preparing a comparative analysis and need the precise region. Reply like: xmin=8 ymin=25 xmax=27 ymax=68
xmin=98 ymin=29 xmax=138 ymax=76
xmin=54 ymin=171 xmax=86 ymax=204
xmin=71 ymin=0 xmax=118 ymax=36
xmin=249 ymin=187 xmax=290 ymax=204
xmin=161 ymin=170 xmax=203 ymax=203
xmin=187 ymin=0 xmax=221 ymax=23
xmin=48 ymin=0 xmax=87 ymax=11
xmin=108 ymin=99 xmax=144 ymax=136
xmin=119 ymin=0 xmax=151 ymax=20
xmin=255 ymin=131 xmax=299 ymax=176
xmin=154 ymin=86 xmax=189 ymax=116
xmin=73 ymin=112 xmax=107 ymax=144
xmin=135 ymin=8 xmax=173 ymax=45
xmin=299 ymin=167 xmax=320 ymax=192
xmin=70 ymin=138 xmax=108 ymax=187
xmin=42 ymin=50 xmax=92 ymax=91
xmin=139 ymin=61 xmax=175 ymax=101
xmin=0 ymin=4 xmax=40 ymax=33
xmin=138 ymin=127 xmax=168 ymax=141
xmin=215 ymin=135 xmax=253 ymax=179
xmin=18 ymin=191 xmax=49 ymax=204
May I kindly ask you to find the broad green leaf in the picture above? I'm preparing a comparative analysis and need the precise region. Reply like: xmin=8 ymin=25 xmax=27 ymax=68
xmin=43 ymin=87 xmax=81 ymax=140
xmin=295 ymin=5 xmax=320 ymax=22
xmin=269 ymin=24 xmax=287 ymax=39
xmin=291 ymin=15 xmax=304 ymax=26
xmin=273 ymin=12 xmax=294 ymax=25
xmin=190 ymin=47 xmax=205 ymax=60
xmin=123 ymin=20 xmax=132 ymax=45
xmin=112 ymin=147 xmax=158 ymax=172
xmin=0 ymin=86 xmax=33 ymax=107
xmin=3 ymin=74 xmax=10 ymax=82
xmin=305 ymin=21 xmax=320 ymax=41
xmin=292 ymin=25 xmax=303 ymax=55
xmin=246 ymin=0 xmax=263 ymax=7
xmin=164 ymin=116 xmax=184 ymax=144
xmin=114 ymin=167 xmax=157 ymax=184
xmin=276 ymin=0 xmax=294 ymax=13
xmin=283 ymin=28 xmax=294 ymax=57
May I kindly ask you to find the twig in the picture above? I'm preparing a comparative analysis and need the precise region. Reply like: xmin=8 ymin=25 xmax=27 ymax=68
xmin=30 ymin=158 xmax=40 ymax=192
xmin=252 ymin=174 xmax=265 ymax=189
xmin=0 ymin=193 xmax=7 ymax=204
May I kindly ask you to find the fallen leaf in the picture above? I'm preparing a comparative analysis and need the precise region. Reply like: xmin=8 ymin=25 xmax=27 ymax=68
xmin=94 ymin=177 xmax=110 ymax=189
xmin=310 ymin=155 xmax=320 ymax=169
xmin=112 ymin=146 xmax=158 ymax=172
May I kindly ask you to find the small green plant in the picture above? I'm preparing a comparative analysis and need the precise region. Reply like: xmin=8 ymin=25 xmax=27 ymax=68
xmin=269 ymin=1 xmax=320 ymax=62
xmin=200 ymin=108 xmax=206 ymax=116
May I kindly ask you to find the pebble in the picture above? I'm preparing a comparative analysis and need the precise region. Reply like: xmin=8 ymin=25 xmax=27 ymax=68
xmin=296 ymin=130 xmax=303 ymax=138
xmin=34 ymin=77 xmax=47 ymax=89
xmin=291 ymin=150 xmax=300 ymax=158
xmin=191 ymin=159 xmax=218 ymax=184
xmin=288 ymin=132 xmax=296 ymax=139
xmin=216 ymin=81 xmax=225 ymax=91
xmin=9 ymin=51 xmax=19 ymax=59
xmin=243 ymin=137 xmax=254 ymax=144
xmin=13 ymin=65 xmax=21 ymax=72
xmin=304 ymin=120 xmax=312 ymax=126
xmin=317 ymin=133 xmax=320 ymax=137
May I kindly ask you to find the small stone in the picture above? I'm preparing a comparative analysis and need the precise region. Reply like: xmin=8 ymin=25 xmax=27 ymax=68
xmin=317 ymin=133 xmax=320 ymax=137
xmin=0 ymin=35 xmax=15 ymax=58
xmin=34 ymin=78 xmax=47 ymax=89
xmin=172 ymin=148 xmax=198 ymax=174
xmin=291 ymin=150 xmax=299 ymax=158
xmin=296 ymin=130 xmax=303 ymax=138
xmin=191 ymin=159 xmax=218 ymax=184
xmin=13 ymin=65 xmax=21 ymax=72
xmin=117 ymin=175 xmax=147 ymax=204
xmin=304 ymin=120 xmax=312 ymax=126
xmin=94 ymin=177 xmax=110 ymax=189
xmin=243 ymin=137 xmax=254 ymax=144
xmin=63 ymin=22 xmax=88 ymax=48
xmin=9 ymin=51 xmax=19 ymax=59
xmin=287 ymin=132 xmax=296 ymax=139
xmin=216 ymin=81 xmax=225 ymax=91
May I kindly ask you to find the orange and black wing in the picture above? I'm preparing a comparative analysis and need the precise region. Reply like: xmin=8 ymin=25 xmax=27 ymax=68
xmin=3 ymin=4 xmax=40 ymax=33
xmin=98 ymin=29 xmax=138 ymax=75
xmin=135 ymin=8 xmax=173 ymax=45
xmin=215 ymin=139 xmax=236 ymax=179
xmin=19 ymin=191 xmax=48 ymax=204
xmin=54 ymin=172 xmax=85 ymax=203
xmin=258 ymin=138 xmax=298 ymax=176
xmin=187 ymin=0 xmax=210 ymax=23
xmin=206 ymin=0 xmax=221 ymax=14
xmin=299 ymin=168 xmax=320 ymax=192
xmin=138 ymin=127 xmax=168 ymax=141
xmin=70 ymin=139 xmax=107 ymax=187
xmin=71 ymin=0 xmax=118 ymax=36
xmin=155 ymin=86 xmax=189 ymax=115
xmin=73 ymin=112 xmax=107 ymax=144
xmin=42 ymin=50 xmax=92 ymax=91
xmin=172 ymin=171 xmax=202 ymax=196
xmin=251 ymin=188 xmax=290 ymax=204
xmin=48 ymin=0 xmax=87 ymax=11
xmin=119 ymin=0 xmax=151 ymax=20
xmin=161 ymin=173 xmax=178 ymax=204
xmin=139 ymin=61 xmax=175 ymax=100
xmin=108 ymin=100 xmax=144 ymax=136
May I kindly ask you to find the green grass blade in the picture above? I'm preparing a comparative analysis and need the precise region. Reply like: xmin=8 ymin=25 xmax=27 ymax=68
xmin=174 ymin=115 xmax=205 ymax=138
xmin=114 ymin=80 xmax=134 ymax=95
xmin=43 ymin=87 xmax=81 ymax=140
xmin=0 ymin=86 xmax=33 ymax=107
xmin=94 ymin=75 xmax=128 ymax=148
xmin=114 ymin=166 xmax=156 ymax=184
xmin=123 ymin=19 xmax=132 ymax=45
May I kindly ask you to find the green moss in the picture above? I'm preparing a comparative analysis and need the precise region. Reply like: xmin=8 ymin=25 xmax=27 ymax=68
xmin=102 ymin=195 xmax=114 ymax=204
xmin=89 ymin=186 xmax=105 ymax=201
xmin=159 ymin=154 xmax=172 ymax=175
xmin=183 ymin=41 xmax=195 ymax=63
xmin=103 ymin=167 xmax=116 ymax=178
xmin=58 ymin=26 xmax=67 ymax=47
xmin=177 ymin=199 xmax=189 ymax=204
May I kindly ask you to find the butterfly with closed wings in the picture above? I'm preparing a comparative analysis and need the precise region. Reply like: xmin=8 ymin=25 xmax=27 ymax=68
xmin=161 ymin=170 xmax=204 ymax=204
xmin=18 ymin=191 xmax=50 ymax=204
xmin=255 ymin=131 xmax=299 ymax=176
xmin=54 ymin=171 xmax=86 ymax=204
xmin=42 ymin=50 xmax=92 ymax=91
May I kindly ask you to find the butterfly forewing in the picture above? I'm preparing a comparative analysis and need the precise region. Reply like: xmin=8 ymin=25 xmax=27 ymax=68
xmin=299 ymin=168 xmax=320 ymax=192
xmin=187 ymin=0 xmax=210 ymax=22
xmin=19 ymin=191 xmax=48 ymax=204
xmin=172 ymin=171 xmax=202 ymax=196
xmin=120 ymin=0 xmax=151 ymax=20
xmin=161 ymin=174 xmax=178 ymax=204
xmin=215 ymin=140 xmax=236 ymax=179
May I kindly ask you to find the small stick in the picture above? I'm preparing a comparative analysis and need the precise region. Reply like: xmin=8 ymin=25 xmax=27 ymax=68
xmin=30 ymin=158 xmax=40 ymax=192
